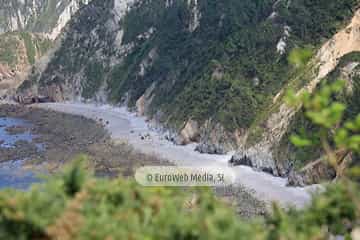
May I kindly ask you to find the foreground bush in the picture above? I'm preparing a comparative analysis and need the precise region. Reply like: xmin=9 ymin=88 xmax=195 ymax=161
xmin=0 ymin=160 xmax=359 ymax=240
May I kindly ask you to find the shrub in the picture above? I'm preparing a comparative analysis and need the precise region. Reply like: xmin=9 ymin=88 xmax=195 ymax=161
xmin=0 ymin=160 xmax=359 ymax=239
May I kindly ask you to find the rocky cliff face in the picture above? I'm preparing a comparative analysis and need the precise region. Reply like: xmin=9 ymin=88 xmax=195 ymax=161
xmin=0 ymin=0 xmax=89 ymax=39
xmin=17 ymin=0 xmax=359 ymax=180
xmin=20 ymin=0 xmax=137 ymax=101
xmin=0 ymin=32 xmax=52 ymax=97
xmin=0 ymin=0 xmax=90 ymax=98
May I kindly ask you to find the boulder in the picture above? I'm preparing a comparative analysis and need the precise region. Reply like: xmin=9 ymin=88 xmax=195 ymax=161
xmin=287 ymin=170 xmax=307 ymax=187
xmin=229 ymin=150 xmax=279 ymax=176
xmin=179 ymin=119 xmax=200 ymax=144
xmin=135 ymin=83 xmax=156 ymax=116
xmin=195 ymin=143 xmax=226 ymax=155
xmin=136 ymin=94 xmax=146 ymax=116
xmin=229 ymin=154 xmax=253 ymax=167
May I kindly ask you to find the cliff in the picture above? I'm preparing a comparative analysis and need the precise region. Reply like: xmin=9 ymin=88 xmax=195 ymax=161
xmin=0 ymin=0 xmax=90 ymax=98
xmin=17 ymin=0 xmax=360 ymax=180
xmin=0 ymin=0 xmax=89 ymax=39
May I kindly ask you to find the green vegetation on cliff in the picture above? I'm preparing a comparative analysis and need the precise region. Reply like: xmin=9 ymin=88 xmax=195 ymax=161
xmin=0 ymin=31 xmax=52 ymax=67
xmin=82 ymin=61 xmax=106 ymax=99
xmin=15 ymin=0 xmax=356 ymax=173
xmin=0 ymin=32 xmax=18 ymax=66
xmin=278 ymin=52 xmax=360 ymax=169
xmin=20 ymin=32 xmax=37 ymax=65
xmin=108 ymin=0 xmax=356 ymax=131
xmin=28 ymin=0 xmax=357 ymax=133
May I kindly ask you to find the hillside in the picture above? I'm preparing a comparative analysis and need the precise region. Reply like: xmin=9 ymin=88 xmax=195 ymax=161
xmin=18 ymin=0 xmax=360 ymax=180
xmin=0 ymin=0 xmax=89 ymax=39
xmin=0 ymin=0 xmax=90 ymax=98
xmin=0 ymin=31 xmax=52 ymax=97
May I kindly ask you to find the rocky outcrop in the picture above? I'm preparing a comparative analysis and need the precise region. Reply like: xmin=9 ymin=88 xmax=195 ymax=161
xmin=230 ymin=148 xmax=280 ymax=175
xmin=136 ymin=83 xmax=156 ymax=116
xmin=187 ymin=0 xmax=201 ymax=32
xmin=229 ymin=153 xmax=253 ymax=168
xmin=42 ymin=84 xmax=65 ymax=102
xmin=138 ymin=47 xmax=157 ymax=77
xmin=176 ymin=119 xmax=200 ymax=145
xmin=194 ymin=120 xmax=236 ymax=154
xmin=276 ymin=25 xmax=291 ymax=55
xmin=195 ymin=143 xmax=226 ymax=155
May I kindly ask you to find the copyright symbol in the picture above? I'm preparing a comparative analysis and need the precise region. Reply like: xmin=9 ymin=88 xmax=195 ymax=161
xmin=147 ymin=174 xmax=153 ymax=182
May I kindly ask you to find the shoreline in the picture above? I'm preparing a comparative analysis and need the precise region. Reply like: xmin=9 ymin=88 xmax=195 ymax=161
xmin=0 ymin=101 xmax=267 ymax=217
xmin=34 ymin=102 xmax=322 ymax=208
xmin=0 ymin=103 xmax=168 ymax=177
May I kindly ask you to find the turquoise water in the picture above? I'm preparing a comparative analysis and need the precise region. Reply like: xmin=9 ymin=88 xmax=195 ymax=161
xmin=0 ymin=117 xmax=43 ymax=190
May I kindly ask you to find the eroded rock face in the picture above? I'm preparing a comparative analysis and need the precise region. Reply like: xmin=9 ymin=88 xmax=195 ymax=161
xmin=179 ymin=120 xmax=200 ymax=144
xmin=136 ymin=83 xmax=156 ymax=116
xmin=230 ymin=147 xmax=279 ymax=176
xmin=41 ymin=84 xmax=65 ymax=102
xmin=194 ymin=120 xmax=236 ymax=154
xmin=172 ymin=118 xmax=234 ymax=154
xmin=136 ymin=95 xmax=146 ymax=116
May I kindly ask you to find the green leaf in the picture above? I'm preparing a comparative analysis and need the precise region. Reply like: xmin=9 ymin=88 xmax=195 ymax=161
xmin=335 ymin=129 xmax=348 ymax=147
xmin=331 ymin=80 xmax=345 ymax=92
xmin=290 ymin=135 xmax=312 ymax=147
xmin=285 ymin=89 xmax=298 ymax=106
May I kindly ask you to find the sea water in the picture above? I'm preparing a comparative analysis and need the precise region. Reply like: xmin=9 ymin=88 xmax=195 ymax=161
xmin=0 ymin=117 xmax=43 ymax=190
